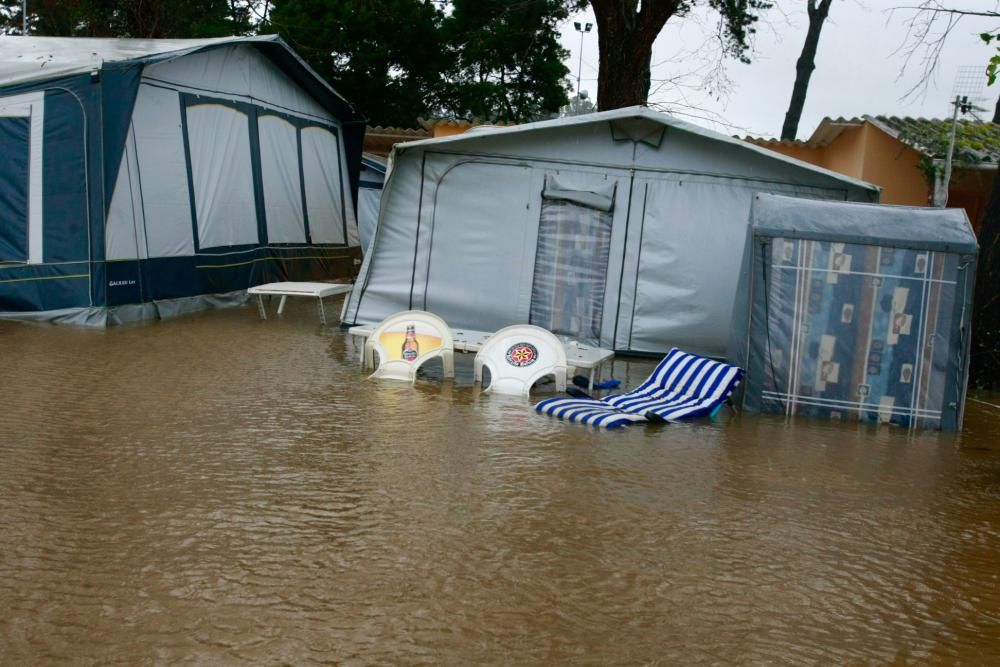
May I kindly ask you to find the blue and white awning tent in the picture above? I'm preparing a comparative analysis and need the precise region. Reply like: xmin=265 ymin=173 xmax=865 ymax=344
xmin=0 ymin=36 xmax=365 ymax=325
xmin=729 ymin=194 xmax=979 ymax=431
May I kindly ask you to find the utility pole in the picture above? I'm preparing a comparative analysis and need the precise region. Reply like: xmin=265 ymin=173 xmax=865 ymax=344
xmin=573 ymin=21 xmax=592 ymax=97
xmin=22 ymin=0 xmax=28 ymax=34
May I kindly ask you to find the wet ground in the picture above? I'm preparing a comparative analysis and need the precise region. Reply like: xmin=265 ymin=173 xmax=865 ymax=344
xmin=1 ymin=297 xmax=998 ymax=664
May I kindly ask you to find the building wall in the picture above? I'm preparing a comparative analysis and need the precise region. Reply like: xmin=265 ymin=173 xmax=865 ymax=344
xmin=822 ymin=125 xmax=867 ymax=179
xmin=855 ymin=123 xmax=929 ymax=207
xmin=755 ymin=122 xmax=929 ymax=207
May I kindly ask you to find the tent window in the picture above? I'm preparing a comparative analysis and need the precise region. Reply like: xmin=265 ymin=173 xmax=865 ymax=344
xmin=530 ymin=189 xmax=614 ymax=342
xmin=258 ymin=114 xmax=307 ymax=244
xmin=0 ymin=116 xmax=30 ymax=262
xmin=186 ymin=103 xmax=259 ymax=248
xmin=300 ymin=126 xmax=345 ymax=244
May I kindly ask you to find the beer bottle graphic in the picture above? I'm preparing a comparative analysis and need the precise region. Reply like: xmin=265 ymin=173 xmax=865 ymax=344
xmin=401 ymin=324 xmax=419 ymax=362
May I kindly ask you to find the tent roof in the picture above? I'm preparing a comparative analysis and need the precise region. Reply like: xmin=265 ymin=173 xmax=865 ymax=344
xmin=361 ymin=153 xmax=387 ymax=173
xmin=752 ymin=193 xmax=978 ymax=254
xmin=393 ymin=106 xmax=879 ymax=194
xmin=0 ymin=35 xmax=363 ymax=124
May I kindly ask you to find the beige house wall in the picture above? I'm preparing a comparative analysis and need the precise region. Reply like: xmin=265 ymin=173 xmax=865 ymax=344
xmin=855 ymin=124 xmax=929 ymax=206
xmin=756 ymin=121 xmax=930 ymax=207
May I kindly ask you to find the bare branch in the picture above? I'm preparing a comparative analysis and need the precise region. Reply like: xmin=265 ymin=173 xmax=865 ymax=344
xmin=890 ymin=0 xmax=1000 ymax=100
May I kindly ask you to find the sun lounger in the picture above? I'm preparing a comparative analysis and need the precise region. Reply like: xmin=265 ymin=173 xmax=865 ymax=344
xmin=535 ymin=348 xmax=744 ymax=429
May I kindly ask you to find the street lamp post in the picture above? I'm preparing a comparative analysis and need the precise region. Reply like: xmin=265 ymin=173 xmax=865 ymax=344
xmin=573 ymin=21 xmax=592 ymax=97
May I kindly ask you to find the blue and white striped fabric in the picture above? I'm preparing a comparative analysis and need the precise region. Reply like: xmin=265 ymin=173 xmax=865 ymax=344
xmin=533 ymin=397 xmax=649 ymax=429
xmin=535 ymin=348 xmax=744 ymax=428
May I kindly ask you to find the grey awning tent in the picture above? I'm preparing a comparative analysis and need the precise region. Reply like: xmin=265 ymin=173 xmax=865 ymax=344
xmin=358 ymin=153 xmax=387 ymax=253
xmin=0 ymin=35 xmax=365 ymax=325
xmin=729 ymin=193 xmax=978 ymax=431
xmin=343 ymin=106 xmax=879 ymax=357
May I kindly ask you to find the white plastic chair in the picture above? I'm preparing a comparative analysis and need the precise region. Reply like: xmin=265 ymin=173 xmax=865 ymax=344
xmin=474 ymin=325 xmax=567 ymax=397
xmin=366 ymin=310 xmax=455 ymax=383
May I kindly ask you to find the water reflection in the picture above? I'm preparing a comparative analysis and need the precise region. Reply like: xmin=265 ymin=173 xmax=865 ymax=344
xmin=0 ymin=299 xmax=998 ymax=664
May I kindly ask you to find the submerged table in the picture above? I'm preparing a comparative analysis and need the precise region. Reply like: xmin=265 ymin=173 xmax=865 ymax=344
xmin=347 ymin=325 xmax=615 ymax=390
xmin=248 ymin=282 xmax=353 ymax=326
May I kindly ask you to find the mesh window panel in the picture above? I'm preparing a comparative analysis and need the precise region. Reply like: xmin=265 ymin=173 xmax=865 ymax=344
xmin=529 ymin=199 xmax=613 ymax=342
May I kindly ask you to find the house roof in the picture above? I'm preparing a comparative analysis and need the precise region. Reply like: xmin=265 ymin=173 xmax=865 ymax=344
xmin=874 ymin=115 xmax=1000 ymax=164
xmin=745 ymin=114 xmax=1000 ymax=165
xmin=393 ymin=106 xmax=879 ymax=193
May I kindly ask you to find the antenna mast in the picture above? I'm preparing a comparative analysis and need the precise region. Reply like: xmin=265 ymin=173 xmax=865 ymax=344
xmin=935 ymin=67 xmax=991 ymax=207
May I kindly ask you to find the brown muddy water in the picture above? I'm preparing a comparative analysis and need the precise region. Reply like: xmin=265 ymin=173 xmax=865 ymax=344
xmin=1 ymin=296 xmax=999 ymax=665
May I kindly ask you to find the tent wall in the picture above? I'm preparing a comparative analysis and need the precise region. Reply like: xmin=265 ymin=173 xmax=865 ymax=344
xmin=730 ymin=195 xmax=977 ymax=431
xmin=0 ymin=71 xmax=132 ymax=314
xmin=101 ymin=44 xmax=360 ymax=312
xmin=0 ymin=38 xmax=363 ymax=324
xmin=357 ymin=156 xmax=386 ymax=252
xmin=346 ymin=116 xmax=877 ymax=356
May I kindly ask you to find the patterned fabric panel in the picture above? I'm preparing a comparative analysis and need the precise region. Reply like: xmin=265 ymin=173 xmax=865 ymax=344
xmin=529 ymin=198 xmax=613 ymax=343
xmin=759 ymin=238 xmax=959 ymax=428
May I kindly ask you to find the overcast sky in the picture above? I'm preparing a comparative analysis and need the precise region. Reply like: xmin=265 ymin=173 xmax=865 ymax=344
xmin=559 ymin=1 xmax=1000 ymax=139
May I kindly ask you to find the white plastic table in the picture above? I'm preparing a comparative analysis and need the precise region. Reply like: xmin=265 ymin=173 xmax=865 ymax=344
xmin=248 ymin=282 xmax=353 ymax=325
xmin=347 ymin=325 xmax=615 ymax=389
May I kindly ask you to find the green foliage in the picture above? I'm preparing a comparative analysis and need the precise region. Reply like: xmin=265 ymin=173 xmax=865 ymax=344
xmin=1 ymin=0 xmax=251 ymax=37
xmin=268 ymin=0 xmax=573 ymax=126
xmin=266 ymin=0 xmax=450 ymax=128
xmin=441 ymin=0 xmax=571 ymax=123
xmin=708 ymin=0 xmax=773 ymax=65
xmin=981 ymin=31 xmax=1000 ymax=86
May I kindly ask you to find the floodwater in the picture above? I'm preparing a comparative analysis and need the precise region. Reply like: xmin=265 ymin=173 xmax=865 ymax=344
xmin=1 ymin=297 xmax=998 ymax=665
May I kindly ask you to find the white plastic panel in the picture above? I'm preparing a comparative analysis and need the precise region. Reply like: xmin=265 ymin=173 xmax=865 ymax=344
xmin=258 ymin=114 xmax=306 ymax=244
xmin=130 ymin=84 xmax=194 ymax=258
xmin=300 ymin=126 xmax=345 ymax=244
xmin=186 ymin=103 xmax=258 ymax=248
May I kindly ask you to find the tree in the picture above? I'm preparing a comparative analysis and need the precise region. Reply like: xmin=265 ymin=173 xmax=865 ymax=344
xmin=588 ymin=0 xmax=772 ymax=111
xmin=267 ymin=0 xmax=448 ymax=127
xmin=268 ymin=0 xmax=574 ymax=126
xmin=780 ymin=0 xmax=833 ymax=140
xmin=2 ymin=0 xmax=252 ymax=37
xmin=441 ymin=0 xmax=572 ymax=123
xmin=895 ymin=2 xmax=1000 ymax=389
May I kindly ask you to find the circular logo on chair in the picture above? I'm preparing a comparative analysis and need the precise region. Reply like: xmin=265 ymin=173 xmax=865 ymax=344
xmin=505 ymin=342 xmax=538 ymax=367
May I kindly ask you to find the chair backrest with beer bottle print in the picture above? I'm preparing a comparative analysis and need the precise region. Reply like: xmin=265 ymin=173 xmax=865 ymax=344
xmin=474 ymin=324 xmax=567 ymax=397
xmin=366 ymin=310 xmax=455 ymax=383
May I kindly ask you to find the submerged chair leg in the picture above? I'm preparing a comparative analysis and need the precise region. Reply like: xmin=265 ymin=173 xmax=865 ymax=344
xmin=255 ymin=295 xmax=267 ymax=320
xmin=443 ymin=349 xmax=455 ymax=379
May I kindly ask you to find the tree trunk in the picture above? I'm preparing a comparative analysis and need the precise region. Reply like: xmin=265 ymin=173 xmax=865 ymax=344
xmin=591 ymin=0 xmax=680 ymax=110
xmin=780 ymin=0 xmax=833 ymax=141
xmin=969 ymin=93 xmax=1000 ymax=390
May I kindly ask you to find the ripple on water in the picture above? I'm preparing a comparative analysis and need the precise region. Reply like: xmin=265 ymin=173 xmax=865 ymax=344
xmin=0 ymin=303 xmax=999 ymax=664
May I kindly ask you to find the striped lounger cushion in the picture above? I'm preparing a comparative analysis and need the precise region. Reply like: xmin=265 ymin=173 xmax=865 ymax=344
xmin=535 ymin=348 xmax=744 ymax=428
